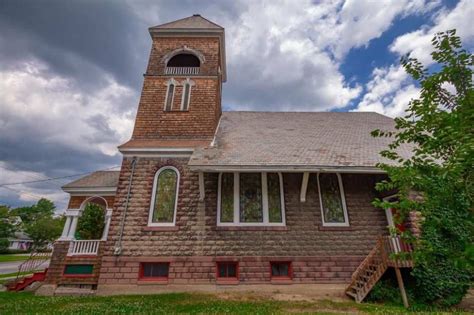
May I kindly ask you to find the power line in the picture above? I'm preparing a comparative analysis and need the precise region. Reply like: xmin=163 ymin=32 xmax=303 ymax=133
xmin=0 ymin=186 xmax=49 ymax=201
xmin=0 ymin=165 xmax=121 ymax=187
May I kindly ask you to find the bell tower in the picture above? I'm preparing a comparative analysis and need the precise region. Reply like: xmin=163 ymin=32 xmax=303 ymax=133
xmin=130 ymin=14 xmax=226 ymax=142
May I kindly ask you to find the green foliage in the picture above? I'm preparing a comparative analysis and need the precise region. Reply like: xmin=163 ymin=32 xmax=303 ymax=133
xmin=0 ymin=205 xmax=15 ymax=239
xmin=372 ymin=30 xmax=473 ymax=306
xmin=11 ymin=198 xmax=55 ymax=224
xmin=25 ymin=215 xmax=64 ymax=250
xmin=76 ymin=203 xmax=105 ymax=240
xmin=0 ymin=238 xmax=9 ymax=252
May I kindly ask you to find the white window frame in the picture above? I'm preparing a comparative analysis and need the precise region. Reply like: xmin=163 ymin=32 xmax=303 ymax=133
xmin=217 ymin=172 xmax=286 ymax=227
xmin=317 ymin=173 xmax=350 ymax=227
xmin=148 ymin=166 xmax=180 ymax=227
xmin=164 ymin=78 xmax=178 ymax=111
xmin=180 ymin=78 xmax=195 ymax=111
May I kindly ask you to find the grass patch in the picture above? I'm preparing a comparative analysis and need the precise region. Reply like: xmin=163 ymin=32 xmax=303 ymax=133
xmin=0 ymin=292 xmax=468 ymax=314
xmin=0 ymin=255 xmax=30 ymax=263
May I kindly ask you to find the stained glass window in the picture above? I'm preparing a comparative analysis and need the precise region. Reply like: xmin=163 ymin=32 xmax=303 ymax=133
xmin=267 ymin=173 xmax=282 ymax=223
xmin=152 ymin=168 xmax=178 ymax=223
xmin=239 ymin=173 xmax=263 ymax=223
xmin=220 ymin=173 xmax=234 ymax=222
xmin=318 ymin=173 xmax=347 ymax=224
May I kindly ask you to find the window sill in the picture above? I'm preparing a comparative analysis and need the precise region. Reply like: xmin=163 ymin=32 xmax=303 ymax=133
xmin=270 ymin=278 xmax=293 ymax=284
xmin=143 ymin=226 xmax=179 ymax=232
xmin=215 ymin=226 xmax=288 ymax=231
xmin=318 ymin=226 xmax=353 ymax=231
xmin=137 ymin=279 xmax=169 ymax=285
xmin=216 ymin=278 xmax=239 ymax=285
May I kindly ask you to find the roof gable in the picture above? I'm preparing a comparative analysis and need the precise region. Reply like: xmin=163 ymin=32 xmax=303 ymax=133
xmin=150 ymin=14 xmax=223 ymax=30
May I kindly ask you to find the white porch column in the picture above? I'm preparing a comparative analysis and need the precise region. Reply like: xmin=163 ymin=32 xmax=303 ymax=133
xmin=67 ymin=216 xmax=79 ymax=239
xmin=300 ymin=172 xmax=309 ymax=202
xmin=59 ymin=216 xmax=72 ymax=240
xmin=101 ymin=210 xmax=113 ymax=241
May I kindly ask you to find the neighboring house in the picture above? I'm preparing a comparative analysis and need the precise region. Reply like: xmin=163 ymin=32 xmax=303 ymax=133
xmin=8 ymin=231 xmax=33 ymax=251
xmin=42 ymin=15 xmax=416 ymax=296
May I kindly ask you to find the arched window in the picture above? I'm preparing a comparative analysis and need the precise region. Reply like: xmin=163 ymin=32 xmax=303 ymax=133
xmin=164 ymin=79 xmax=177 ymax=111
xmin=167 ymin=53 xmax=200 ymax=67
xmin=181 ymin=78 xmax=195 ymax=110
xmin=148 ymin=166 xmax=180 ymax=226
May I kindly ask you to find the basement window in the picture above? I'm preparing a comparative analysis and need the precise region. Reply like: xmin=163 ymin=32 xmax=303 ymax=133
xmin=140 ymin=262 xmax=169 ymax=280
xmin=217 ymin=172 xmax=285 ymax=226
xmin=63 ymin=264 xmax=94 ymax=277
xmin=216 ymin=262 xmax=238 ymax=279
xmin=270 ymin=262 xmax=291 ymax=279
xmin=317 ymin=173 xmax=349 ymax=227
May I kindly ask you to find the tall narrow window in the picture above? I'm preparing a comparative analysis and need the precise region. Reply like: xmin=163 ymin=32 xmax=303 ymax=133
xmin=180 ymin=79 xmax=194 ymax=111
xmin=267 ymin=173 xmax=283 ymax=223
xmin=148 ymin=167 xmax=179 ymax=226
xmin=239 ymin=173 xmax=263 ymax=223
xmin=219 ymin=173 xmax=234 ymax=223
xmin=317 ymin=173 xmax=349 ymax=226
xmin=164 ymin=82 xmax=175 ymax=111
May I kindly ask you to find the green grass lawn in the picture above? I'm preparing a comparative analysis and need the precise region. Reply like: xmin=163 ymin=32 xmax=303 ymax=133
xmin=0 ymin=254 xmax=30 ymax=263
xmin=0 ymin=292 xmax=467 ymax=314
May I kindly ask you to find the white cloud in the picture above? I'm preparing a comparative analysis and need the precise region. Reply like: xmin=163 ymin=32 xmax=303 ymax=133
xmin=355 ymin=0 xmax=474 ymax=117
xmin=0 ymin=161 xmax=68 ymax=210
xmin=391 ymin=0 xmax=474 ymax=65
xmin=0 ymin=59 xmax=136 ymax=157
xmin=354 ymin=65 xmax=420 ymax=117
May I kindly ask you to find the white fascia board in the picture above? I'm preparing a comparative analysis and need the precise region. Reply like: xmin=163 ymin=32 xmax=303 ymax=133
xmin=188 ymin=165 xmax=386 ymax=174
xmin=119 ymin=147 xmax=195 ymax=158
xmin=62 ymin=187 xmax=117 ymax=196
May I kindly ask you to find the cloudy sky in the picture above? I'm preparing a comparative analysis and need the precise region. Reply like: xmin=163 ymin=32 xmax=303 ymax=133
xmin=0 ymin=0 xmax=472 ymax=210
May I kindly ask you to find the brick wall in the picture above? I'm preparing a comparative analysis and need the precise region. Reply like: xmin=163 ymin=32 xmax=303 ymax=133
xmin=130 ymin=36 xmax=222 ymax=140
xmin=68 ymin=195 xmax=115 ymax=209
xmin=45 ymin=241 xmax=103 ymax=285
xmin=97 ymin=157 xmax=389 ymax=286
xmin=131 ymin=77 xmax=220 ymax=140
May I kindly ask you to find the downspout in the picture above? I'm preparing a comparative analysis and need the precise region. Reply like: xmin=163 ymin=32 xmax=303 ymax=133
xmin=114 ymin=157 xmax=137 ymax=256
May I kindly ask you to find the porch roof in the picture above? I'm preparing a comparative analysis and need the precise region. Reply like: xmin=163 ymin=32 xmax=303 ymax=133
xmin=189 ymin=111 xmax=413 ymax=172
xmin=62 ymin=171 xmax=120 ymax=192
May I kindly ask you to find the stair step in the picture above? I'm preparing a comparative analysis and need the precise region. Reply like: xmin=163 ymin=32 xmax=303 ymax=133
xmin=346 ymin=291 xmax=358 ymax=300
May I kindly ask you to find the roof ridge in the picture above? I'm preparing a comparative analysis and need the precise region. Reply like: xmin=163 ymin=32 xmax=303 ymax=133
xmin=150 ymin=14 xmax=223 ymax=30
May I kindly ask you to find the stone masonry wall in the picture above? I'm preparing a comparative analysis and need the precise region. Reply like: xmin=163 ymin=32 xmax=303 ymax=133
xmin=45 ymin=241 xmax=103 ymax=286
xmin=97 ymin=157 xmax=389 ymax=286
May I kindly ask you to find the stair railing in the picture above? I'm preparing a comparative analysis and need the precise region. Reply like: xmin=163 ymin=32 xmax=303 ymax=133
xmin=15 ymin=251 xmax=52 ymax=282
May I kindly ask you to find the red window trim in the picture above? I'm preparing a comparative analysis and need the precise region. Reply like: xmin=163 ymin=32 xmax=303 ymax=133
xmin=216 ymin=261 xmax=239 ymax=281
xmin=269 ymin=261 xmax=292 ymax=280
xmin=138 ymin=262 xmax=170 ymax=281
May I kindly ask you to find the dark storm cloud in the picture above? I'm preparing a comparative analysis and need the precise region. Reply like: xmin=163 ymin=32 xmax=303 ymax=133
xmin=0 ymin=0 xmax=148 ymax=90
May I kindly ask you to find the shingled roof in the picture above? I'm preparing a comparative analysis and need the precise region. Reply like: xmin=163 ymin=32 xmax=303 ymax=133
xmin=62 ymin=171 xmax=120 ymax=191
xmin=150 ymin=14 xmax=223 ymax=30
xmin=188 ymin=111 xmax=412 ymax=171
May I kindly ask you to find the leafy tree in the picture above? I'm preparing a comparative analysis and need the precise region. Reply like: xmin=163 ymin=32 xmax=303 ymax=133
xmin=0 ymin=205 xmax=16 ymax=252
xmin=372 ymin=30 xmax=473 ymax=306
xmin=25 ymin=215 xmax=64 ymax=250
xmin=11 ymin=198 xmax=55 ymax=224
xmin=76 ymin=203 xmax=105 ymax=240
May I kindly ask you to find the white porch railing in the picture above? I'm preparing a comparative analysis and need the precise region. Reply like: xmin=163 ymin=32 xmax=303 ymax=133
xmin=165 ymin=67 xmax=200 ymax=75
xmin=67 ymin=240 xmax=101 ymax=256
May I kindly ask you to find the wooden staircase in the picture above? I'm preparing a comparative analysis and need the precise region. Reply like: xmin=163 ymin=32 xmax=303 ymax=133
xmin=6 ymin=251 xmax=51 ymax=291
xmin=345 ymin=235 xmax=413 ymax=303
